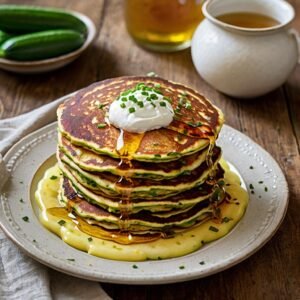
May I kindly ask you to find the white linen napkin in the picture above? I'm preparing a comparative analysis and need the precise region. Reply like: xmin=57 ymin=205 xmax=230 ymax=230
xmin=0 ymin=94 xmax=112 ymax=300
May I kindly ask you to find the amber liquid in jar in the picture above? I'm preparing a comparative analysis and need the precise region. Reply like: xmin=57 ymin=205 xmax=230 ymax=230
xmin=124 ymin=0 xmax=204 ymax=52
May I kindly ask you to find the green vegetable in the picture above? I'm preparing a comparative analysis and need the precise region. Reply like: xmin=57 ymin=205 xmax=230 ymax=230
xmin=0 ymin=5 xmax=87 ymax=35
xmin=0 ymin=29 xmax=84 ymax=61
xmin=0 ymin=30 xmax=13 ymax=45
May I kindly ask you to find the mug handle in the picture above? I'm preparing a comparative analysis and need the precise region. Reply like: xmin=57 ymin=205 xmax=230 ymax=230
xmin=288 ymin=28 xmax=300 ymax=64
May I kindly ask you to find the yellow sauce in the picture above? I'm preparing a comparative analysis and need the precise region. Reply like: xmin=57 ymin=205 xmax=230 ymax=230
xmin=35 ymin=159 xmax=248 ymax=261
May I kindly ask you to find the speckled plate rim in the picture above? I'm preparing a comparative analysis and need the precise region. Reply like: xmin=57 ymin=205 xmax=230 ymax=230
xmin=0 ymin=121 xmax=289 ymax=285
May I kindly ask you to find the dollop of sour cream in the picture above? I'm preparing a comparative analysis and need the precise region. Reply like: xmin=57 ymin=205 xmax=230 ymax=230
xmin=108 ymin=84 xmax=174 ymax=133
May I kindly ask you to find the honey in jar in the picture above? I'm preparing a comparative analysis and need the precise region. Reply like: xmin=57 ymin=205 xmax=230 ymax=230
xmin=124 ymin=0 xmax=204 ymax=52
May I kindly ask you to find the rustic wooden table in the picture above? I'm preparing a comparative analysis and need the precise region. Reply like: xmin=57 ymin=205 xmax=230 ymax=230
xmin=0 ymin=0 xmax=299 ymax=299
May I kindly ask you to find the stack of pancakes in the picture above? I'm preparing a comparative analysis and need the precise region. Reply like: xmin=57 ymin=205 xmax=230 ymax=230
xmin=57 ymin=76 xmax=225 ymax=244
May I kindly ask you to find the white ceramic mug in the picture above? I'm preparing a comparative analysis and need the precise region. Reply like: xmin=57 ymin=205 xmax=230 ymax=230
xmin=191 ymin=0 xmax=299 ymax=98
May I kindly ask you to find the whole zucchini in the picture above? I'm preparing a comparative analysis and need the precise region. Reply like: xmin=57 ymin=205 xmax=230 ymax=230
xmin=0 ymin=30 xmax=13 ymax=45
xmin=0 ymin=29 xmax=85 ymax=61
xmin=0 ymin=5 xmax=87 ymax=35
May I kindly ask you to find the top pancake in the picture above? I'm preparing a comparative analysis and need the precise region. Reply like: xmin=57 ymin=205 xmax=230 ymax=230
xmin=58 ymin=76 xmax=224 ymax=162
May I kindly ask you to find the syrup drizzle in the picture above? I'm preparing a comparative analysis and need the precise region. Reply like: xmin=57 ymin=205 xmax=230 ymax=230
xmin=115 ymin=130 xmax=144 ymax=234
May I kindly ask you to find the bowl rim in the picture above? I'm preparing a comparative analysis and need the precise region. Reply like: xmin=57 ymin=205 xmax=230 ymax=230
xmin=0 ymin=10 xmax=96 ymax=66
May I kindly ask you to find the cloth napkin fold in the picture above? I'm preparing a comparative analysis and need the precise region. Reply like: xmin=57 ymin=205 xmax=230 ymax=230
xmin=0 ymin=94 xmax=112 ymax=300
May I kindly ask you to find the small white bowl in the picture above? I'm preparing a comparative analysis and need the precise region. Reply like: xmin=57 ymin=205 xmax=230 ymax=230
xmin=0 ymin=11 xmax=96 ymax=74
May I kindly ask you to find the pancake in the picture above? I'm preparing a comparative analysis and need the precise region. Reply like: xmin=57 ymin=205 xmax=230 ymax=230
xmin=59 ymin=164 xmax=225 ymax=214
xmin=58 ymin=76 xmax=224 ymax=162
xmin=58 ymin=133 xmax=212 ymax=180
xmin=57 ymin=146 xmax=222 ymax=199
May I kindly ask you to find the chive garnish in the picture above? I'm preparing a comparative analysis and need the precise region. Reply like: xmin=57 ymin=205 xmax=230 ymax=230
xmin=132 ymin=264 xmax=138 ymax=269
xmin=97 ymin=123 xmax=106 ymax=128
xmin=265 ymin=187 xmax=268 ymax=192
xmin=209 ymin=226 xmax=219 ymax=232
xmin=121 ymin=97 xmax=127 ymax=102
xmin=88 ymin=237 xmax=93 ymax=242
xmin=199 ymin=261 xmax=205 ymax=265
xmin=50 ymin=175 xmax=58 ymax=180
xmin=154 ymin=154 xmax=161 ymax=157
xmin=141 ymin=91 xmax=148 ymax=96
xmin=249 ymin=184 xmax=254 ymax=190
xmin=22 ymin=216 xmax=29 ymax=222
xmin=159 ymin=101 xmax=166 ymax=107
xmin=129 ymin=107 xmax=135 ymax=113
xmin=151 ymin=102 xmax=156 ymax=108
xmin=67 ymin=258 xmax=75 ymax=262
xmin=19 ymin=198 xmax=24 ymax=203
xmin=222 ymin=217 xmax=233 ymax=223
xmin=137 ymin=101 xmax=144 ymax=108
xmin=150 ymin=93 xmax=158 ymax=100
xmin=98 ymin=103 xmax=106 ymax=109
xmin=58 ymin=220 xmax=66 ymax=226
xmin=120 ymin=103 xmax=126 ymax=109
xmin=188 ymin=121 xmax=202 ymax=127
xmin=167 ymin=152 xmax=180 ymax=156
xmin=179 ymin=266 xmax=185 ymax=270
xmin=258 ymin=181 xmax=264 ymax=184
xmin=249 ymin=166 xmax=254 ymax=169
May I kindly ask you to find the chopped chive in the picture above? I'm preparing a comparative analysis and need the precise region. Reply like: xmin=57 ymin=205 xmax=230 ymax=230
xmin=141 ymin=91 xmax=148 ymax=96
xmin=19 ymin=198 xmax=24 ymax=203
xmin=50 ymin=175 xmax=58 ymax=180
xmin=179 ymin=265 xmax=185 ymax=269
xmin=187 ymin=121 xmax=202 ymax=127
xmin=264 ymin=187 xmax=268 ymax=192
xmin=121 ymin=97 xmax=127 ymax=102
xmin=154 ymin=154 xmax=161 ymax=158
xmin=182 ymin=170 xmax=191 ymax=176
xmin=167 ymin=152 xmax=180 ymax=156
xmin=136 ymin=83 xmax=145 ymax=89
xmin=251 ymin=190 xmax=255 ymax=194
xmin=222 ymin=217 xmax=233 ymax=223
xmin=67 ymin=258 xmax=75 ymax=262
xmin=22 ymin=216 xmax=29 ymax=222
xmin=150 ymin=190 xmax=157 ymax=197
xmin=150 ymin=93 xmax=158 ymax=100
xmin=146 ymin=97 xmax=151 ymax=101
xmin=199 ymin=261 xmax=205 ymax=265
xmin=249 ymin=184 xmax=254 ymax=190
xmin=120 ymin=103 xmax=126 ymax=109
xmin=97 ymin=123 xmax=106 ymax=128
xmin=159 ymin=101 xmax=166 ymax=107
xmin=209 ymin=226 xmax=219 ymax=232
xmin=19 ymin=181 xmax=23 ymax=184
xmin=185 ymin=102 xmax=192 ymax=110
xmin=132 ymin=264 xmax=138 ymax=269
xmin=137 ymin=101 xmax=144 ymax=108
xmin=151 ymin=102 xmax=156 ymax=108
xmin=258 ymin=181 xmax=264 ymax=184
xmin=58 ymin=220 xmax=66 ymax=226
xmin=33 ymin=239 xmax=37 ymax=243
xmin=249 ymin=166 xmax=254 ymax=169
xmin=88 ymin=237 xmax=93 ymax=242
xmin=98 ymin=103 xmax=106 ymax=109
xmin=129 ymin=107 xmax=135 ymax=113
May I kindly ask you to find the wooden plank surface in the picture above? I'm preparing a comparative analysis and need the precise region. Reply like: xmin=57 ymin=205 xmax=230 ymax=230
xmin=0 ymin=0 xmax=299 ymax=299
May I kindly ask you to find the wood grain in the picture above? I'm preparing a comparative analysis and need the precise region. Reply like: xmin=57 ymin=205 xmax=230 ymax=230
xmin=0 ymin=0 xmax=299 ymax=299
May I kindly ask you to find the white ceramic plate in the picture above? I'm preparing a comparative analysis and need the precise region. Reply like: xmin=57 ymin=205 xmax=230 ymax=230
xmin=0 ymin=122 xmax=288 ymax=284
xmin=0 ymin=11 xmax=96 ymax=74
